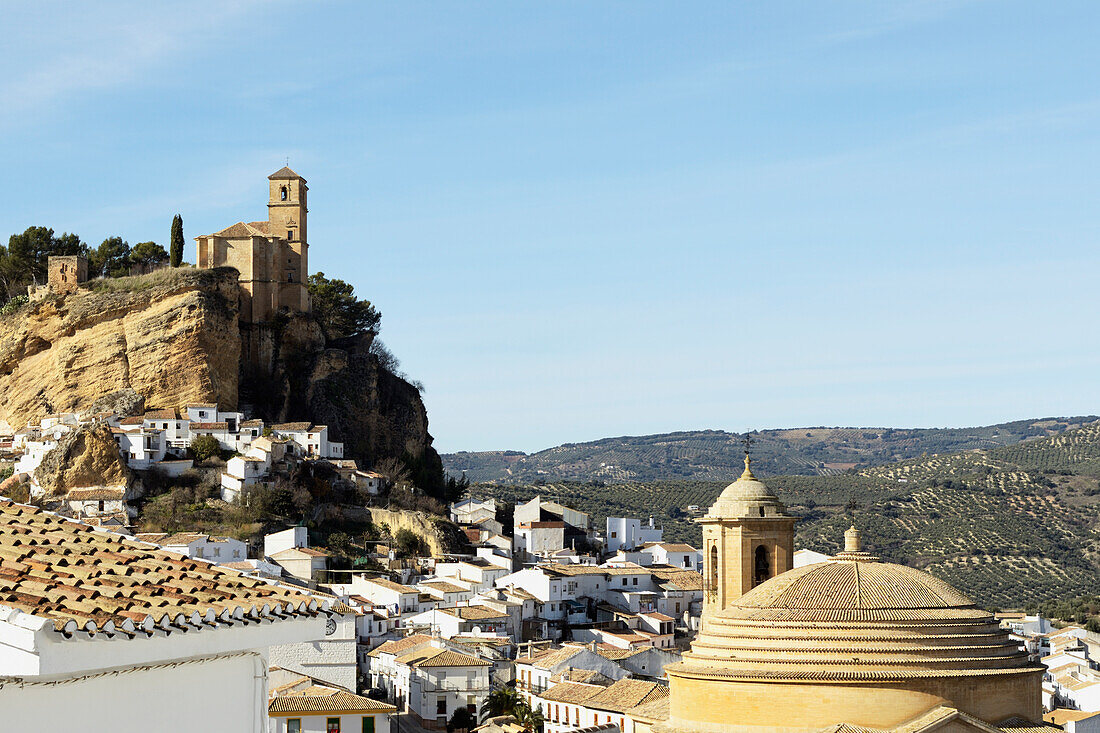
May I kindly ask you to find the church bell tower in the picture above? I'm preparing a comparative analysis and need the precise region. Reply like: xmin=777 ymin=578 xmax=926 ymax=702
xmin=268 ymin=167 xmax=308 ymax=288
xmin=698 ymin=449 xmax=796 ymax=614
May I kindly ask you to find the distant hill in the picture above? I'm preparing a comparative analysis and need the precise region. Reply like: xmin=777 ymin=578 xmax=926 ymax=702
xmin=444 ymin=417 xmax=1100 ymax=483
xmin=469 ymin=421 xmax=1100 ymax=609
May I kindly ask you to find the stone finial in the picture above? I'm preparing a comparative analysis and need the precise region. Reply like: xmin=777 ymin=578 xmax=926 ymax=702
xmin=740 ymin=454 xmax=756 ymax=480
xmin=844 ymin=525 xmax=862 ymax=553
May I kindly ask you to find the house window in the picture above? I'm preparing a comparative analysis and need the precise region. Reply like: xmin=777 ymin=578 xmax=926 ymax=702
xmin=327 ymin=719 xmax=341 ymax=733
xmin=437 ymin=698 xmax=447 ymax=715
xmin=632 ymin=577 xmax=638 ymax=586
xmin=622 ymin=578 xmax=627 ymax=586
xmin=362 ymin=717 xmax=375 ymax=733
xmin=610 ymin=531 xmax=617 ymax=538
xmin=213 ymin=547 xmax=220 ymax=557
xmin=288 ymin=720 xmax=301 ymax=733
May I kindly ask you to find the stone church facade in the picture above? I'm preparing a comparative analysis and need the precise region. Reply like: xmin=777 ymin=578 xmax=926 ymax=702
xmin=195 ymin=167 xmax=311 ymax=323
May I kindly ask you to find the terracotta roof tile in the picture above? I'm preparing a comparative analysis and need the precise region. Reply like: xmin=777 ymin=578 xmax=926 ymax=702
xmin=65 ymin=487 xmax=126 ymax=501
xmin=583 ymin=678 xmax=667 ymax=713
xmin=272 ymin=422 xmax=312 ymax=432
xmin=440 ymin=605 xmax=508 ymax=620
xmin=367 ymin=633 xmax=433 ymax=658
xmin=0 ymin=500 xmax=323 ymax=637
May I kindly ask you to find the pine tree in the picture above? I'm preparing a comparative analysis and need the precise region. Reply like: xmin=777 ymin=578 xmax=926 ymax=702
xmin=169 ymin=214 xmax=184 ymax=267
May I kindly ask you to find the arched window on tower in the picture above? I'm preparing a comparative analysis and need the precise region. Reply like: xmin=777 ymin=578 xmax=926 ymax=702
xmin=709 ymin=544 xmax=718 ymax=596
xmin=281 ymin=186 xmax=288 ymax=201
xmin=754 ymin=545 xmax=770 ymax=588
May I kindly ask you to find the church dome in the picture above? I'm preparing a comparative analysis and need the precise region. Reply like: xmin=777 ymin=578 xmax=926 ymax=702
xmin=660 ymin=528 xmax=1044 ymax=733
xmin=705 ymin=457 xmax=787 ymax=519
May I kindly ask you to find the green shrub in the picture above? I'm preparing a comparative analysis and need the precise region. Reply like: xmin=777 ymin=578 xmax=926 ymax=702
xmin=190 ymin=435 xmax=222 ymax=461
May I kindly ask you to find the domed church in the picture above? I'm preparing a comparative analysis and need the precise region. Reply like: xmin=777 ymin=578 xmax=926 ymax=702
xmin=653 ymin=457 xmax=1049 ymax=733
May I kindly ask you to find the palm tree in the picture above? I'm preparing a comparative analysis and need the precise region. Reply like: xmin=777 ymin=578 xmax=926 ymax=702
xmin=480 ymin=686 xmax=522 ymax=722
xmin=514 ymin=702 xmax=545 ymax=733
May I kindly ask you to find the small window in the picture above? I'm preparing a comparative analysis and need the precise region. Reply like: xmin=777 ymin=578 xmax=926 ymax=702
xmin=633 ymin=577 xmax=638 ymax=586
xmin=281 ymin=186 xmax=288 ymax=201
xmin=288 ymin=720 xmax=301 ymax=733
xmin=287 ymin=229 xmax=294 ymax=241
xmin=622 ymin=578 xmax=627 ymax=586
xmin=362 ymin=717 xmax=375 ymax=733
xmin=327 ymin=719 xmax=341 ymax=733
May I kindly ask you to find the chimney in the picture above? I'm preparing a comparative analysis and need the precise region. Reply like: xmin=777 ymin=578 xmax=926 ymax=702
xmin=590 ymin=640 xmax=597 ymax=651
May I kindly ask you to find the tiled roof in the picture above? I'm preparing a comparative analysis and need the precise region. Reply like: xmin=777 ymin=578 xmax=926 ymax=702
xmin=246 ymin=221 xmax=271 ymax=236
xmin=550 ymin=669 xmax=613 ymax=686
xmin=1045 ymin=710 xmax=1100 ymax=725
xmin=134 ymin=532 xmax=168 ymax=544
xmin=268 ymin=166 xmax=303 ymax=180
xmin=642 ymin=611 xmax=676 ymax=621
xmin=191 ymin=422 xmax=228 ymax=430
xmin=362 ymin=576 xmax=418 ymax=593
xmin=367 ymin=633 xmax=433 ymax=658
xmin=595 ymin=647 xmax=644 ymax=661
xmin=0 ymin=500 xmax=323 ymax=637
xmin=143 ymin=410 xmax=177 ymax=420
xmin=159 ymin=532 xmax=209 ymax=546
xmin=997 ymin=717 xmax=1063 ymax=733
xmin=272 ymin=422 xmax=312 ymax=432
xmin=440 ymin=605 xmax=508 ymax=620
xmin=184 ymin=403 xmax=218 ymax=409
xmin=119 ymin=416 xmax=145 ymax=425
xmin=539 ymin=681 xmax=604 ymax=705
xmin=269 ymin=676 xmax=395 ymax=714
xmin=397 ymin=647 xmax=490 ymax=668
xmin=240 ymin=419 xmax=264 ymax=427
xmin=65 ymin=487 xmax=126 ymax=501
xmin=649 ymin=543 xmax=698 ymax=553
xmin=420 ymin=580 xmax=469 ymax=594
xmin=515 ymin=645 xmax=584 ymax=669
xmin=271 ymin=547 xmax=329 ymax=558
xmin=626 ymin=695 xmax=669 ymax=723
xmin=584 ymin=678 xmax=668 ymax=713
xmin=650 ymin=567 xmax=704 ymax=591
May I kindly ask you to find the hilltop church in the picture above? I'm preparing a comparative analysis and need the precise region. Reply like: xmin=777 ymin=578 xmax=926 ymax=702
xmin=195 ymin=167 xmax=311 ymax=323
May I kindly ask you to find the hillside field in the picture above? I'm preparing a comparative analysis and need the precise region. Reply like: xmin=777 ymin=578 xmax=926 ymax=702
xmin=470 ymin=422 xmax=1100 ymax=609
xmin=444 ymin=417 xmax=1099 ymax=483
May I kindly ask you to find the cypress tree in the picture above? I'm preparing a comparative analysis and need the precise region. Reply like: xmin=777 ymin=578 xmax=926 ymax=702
xmin=169 ymin=214 xmax=184 ymax=267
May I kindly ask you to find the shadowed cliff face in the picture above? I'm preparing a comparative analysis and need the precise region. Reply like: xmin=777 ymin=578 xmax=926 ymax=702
xmin=241 ymin=318 xmax=443 ymax=493
xmin=0 ymin=268 xmax=241 ymax=430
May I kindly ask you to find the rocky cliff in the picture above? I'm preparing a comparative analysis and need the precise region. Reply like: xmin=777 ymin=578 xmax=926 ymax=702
xmin=0 ymin=266 xmax=443 ymax=491
xmin=0 ymin=268 xmax=240 ymax=430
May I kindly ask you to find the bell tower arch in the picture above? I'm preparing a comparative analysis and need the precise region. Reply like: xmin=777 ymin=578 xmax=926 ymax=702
xmin=699 ymin=453 xmax=796 ymax=614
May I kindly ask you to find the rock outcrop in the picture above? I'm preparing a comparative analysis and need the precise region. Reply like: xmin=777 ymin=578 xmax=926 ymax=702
xmin=0 ymin=266 xmax=444 ymax=494
xmin=33 ymin=424 xmax=133 ymax=498
xmin=365 ymin=507 xmax=474 ymax=556
xmin=0 ymin=268 xmax=240 ymax=430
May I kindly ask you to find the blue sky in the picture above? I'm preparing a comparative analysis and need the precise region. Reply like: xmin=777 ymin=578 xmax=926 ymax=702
xmin=3 ymin=1 xmax=1099 ymax=453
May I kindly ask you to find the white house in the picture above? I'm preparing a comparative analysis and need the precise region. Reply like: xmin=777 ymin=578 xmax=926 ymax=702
xmin=222 ymin=454 xmax=271 ymax=502
xmin=271 ymin=422 xmax=344 ymax=459
xmin=142 ymin=409 xmax=191 ymax=449
xmin=451 ymin=498 xmax=497 ymax=526
xmin=404 ymin=606 xmax=510 ymax=639
xmin=514 ymin=645 xmax=629 ymax=705
xmin=637 ymin=543 xmax=701 ymax=572
xmin=393 ymin=640 xmax=492 ymax=730
xmin=268 ymin=668 xmax=396 ymax=733
xmin=64 ymin=486 xmax=129 ymax=520
xmin=515 ymin=522 xmax=566 ymax=559
xmin=271 ymin=546 xmax=330 ymax=586
xmin=367 ymin=634 xmax=435 ymax=700
xmin=0 ymin=498 xmax=326 ymax=732
xmin=154 ymin=532 xmax=249 ymax=564
xmin=606 ymin=517 xmax=663 ymax=553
